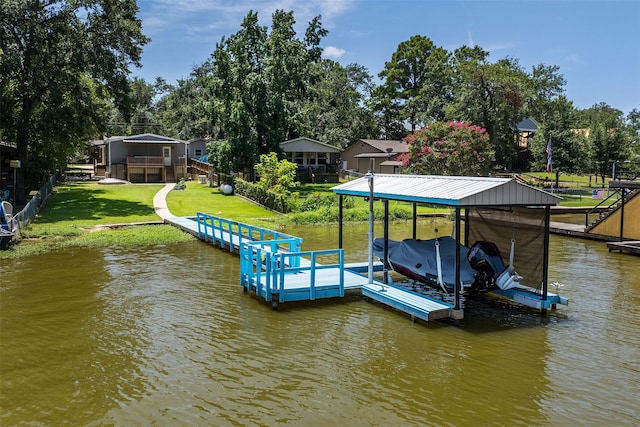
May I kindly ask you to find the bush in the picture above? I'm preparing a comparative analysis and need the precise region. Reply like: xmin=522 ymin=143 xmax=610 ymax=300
xmin=297 ymin=194 xmax=337 ymax=212
xmin=234 ymin=178 xmax=296 ymax=213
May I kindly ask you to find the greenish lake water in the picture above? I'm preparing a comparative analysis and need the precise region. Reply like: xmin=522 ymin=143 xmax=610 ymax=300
xmin=1 ymin=220 xmax=638 ymax=426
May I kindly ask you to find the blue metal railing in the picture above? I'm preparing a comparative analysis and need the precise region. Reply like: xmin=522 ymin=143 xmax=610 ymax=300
xmin=240 ymin=239 xmax=345 ymax=303
xmin=196 ymin=212 xmax=301 ymax=263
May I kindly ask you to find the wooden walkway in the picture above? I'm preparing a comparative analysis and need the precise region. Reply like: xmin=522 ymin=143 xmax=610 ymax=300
xmin=607 ymin=240 xmax=640 ymax=255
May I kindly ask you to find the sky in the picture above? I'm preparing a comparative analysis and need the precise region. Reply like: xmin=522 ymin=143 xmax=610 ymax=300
xmin=134 ymin=0 xmax=640 ymax=116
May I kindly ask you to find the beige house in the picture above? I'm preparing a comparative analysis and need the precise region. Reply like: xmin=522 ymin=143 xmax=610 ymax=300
xmin=280 ymin=137 xmax=341 ymax=183
xmin=341 ymin=139 xmax=408 ymax=174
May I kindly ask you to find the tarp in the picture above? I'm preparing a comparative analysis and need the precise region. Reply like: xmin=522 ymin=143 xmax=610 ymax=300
xmin=374 ymin=236 xmax=477 ymax=291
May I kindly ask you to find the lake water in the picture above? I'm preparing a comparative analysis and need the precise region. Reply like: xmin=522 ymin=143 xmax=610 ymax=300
xmin=1 ymin=221 xmax=638 ymax=426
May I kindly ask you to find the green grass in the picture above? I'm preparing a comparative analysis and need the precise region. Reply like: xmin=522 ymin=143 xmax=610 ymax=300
xmin=3 ymin=174 xmax=616 ymax=259
xmin=557 ymin=193 xmax=611 ymax=207
xmin=524 ymin=172 xmax=610 ymax=187
xmin=167 ymin=181 xmax=281 ymax=228
xmin=23 ymin=181 xmax=164 ymax=238
xmin=2 ymin=182 xmax=192 ymax=259
xmin=2 ymin=225 xmax=194 ymax=259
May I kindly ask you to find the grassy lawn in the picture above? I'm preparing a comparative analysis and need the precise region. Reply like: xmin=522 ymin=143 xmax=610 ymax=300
xmin=2 ymin=173 xmax=618 ymax=259
xmin=523 ymin=172 xmax=610 ymax=188
xmin=3 ymin=181 xmax=197 ymax=259
xmin=24 ymin=181 xmax=165 ymax=237
xmin=167 ymin=181 xmax=281 ymax=228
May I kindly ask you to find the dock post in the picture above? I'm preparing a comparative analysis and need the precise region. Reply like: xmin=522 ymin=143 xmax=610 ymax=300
xmin=366 ymin=171 xmax=374 ymax=285
xmin=454 ymin=208 xmax=461 ymax=311
xmin=338 ymin=195 xmax=343 ymax=248
xmin=383 ymin=199 xmax=389 ymax=284
xmin=542 ymin=206 xmax=551 ymax=315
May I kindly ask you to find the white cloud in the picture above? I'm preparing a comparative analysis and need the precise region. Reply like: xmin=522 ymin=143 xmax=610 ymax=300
xmin=141 ymin=0 xmax=356 ymax=34
xmin=484 ymin=42 xmax=516 ymax=53
xmin=323 ymin=46 xmax=346 ymax=59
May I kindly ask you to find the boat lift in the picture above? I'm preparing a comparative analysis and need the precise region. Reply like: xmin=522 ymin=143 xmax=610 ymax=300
xmin=332 ymin=174 xmax=569 ymax=314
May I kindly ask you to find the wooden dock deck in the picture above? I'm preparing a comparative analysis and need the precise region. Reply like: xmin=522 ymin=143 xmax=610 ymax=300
xmin=607 ymin=240 xmax=640 ymax=255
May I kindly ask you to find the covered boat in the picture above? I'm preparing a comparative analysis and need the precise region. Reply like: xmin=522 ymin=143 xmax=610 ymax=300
xmin=374 ymin=236 xmax=522 ymax=293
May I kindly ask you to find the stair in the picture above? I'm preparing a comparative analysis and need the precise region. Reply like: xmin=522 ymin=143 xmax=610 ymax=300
xmin=165 ymin=166 xmax=176 ymax=183
xmin=585 ymin=188 xmax=639 ymax=232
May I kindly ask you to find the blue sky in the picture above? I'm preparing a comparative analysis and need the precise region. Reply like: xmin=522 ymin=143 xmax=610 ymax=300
xmin=134 ymin=0 xmax=640 ymax=115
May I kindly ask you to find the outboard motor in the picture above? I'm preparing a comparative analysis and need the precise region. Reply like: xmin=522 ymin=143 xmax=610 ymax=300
xmin=468 ymin=240 xmax=522 ymax=291
xmin=467 ymin=241 xmax=507 ymax=292
xmin=468 ymin=241 xmax=506 ymax=276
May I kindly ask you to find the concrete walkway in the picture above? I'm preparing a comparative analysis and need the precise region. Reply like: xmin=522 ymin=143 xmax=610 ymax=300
xmin=153 ymin=183 xmax=176 ymax=220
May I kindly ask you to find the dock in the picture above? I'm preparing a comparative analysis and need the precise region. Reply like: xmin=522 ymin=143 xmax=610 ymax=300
xmin=606 ymin=240 xmax=640 ymax=255
xmin=164 ymin=211 xmax=566 ymax=321
xmin=165 ymin=213 xmax=456 ymax=321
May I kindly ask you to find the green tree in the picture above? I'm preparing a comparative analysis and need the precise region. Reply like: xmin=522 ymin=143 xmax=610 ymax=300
xmin=254 ymin=152 xmax=298 ymax=193
xmin=0 ymin=0 xmax=148 ymax=201
xmin=206 ymin=139 xmax=234 ymax=183
xmin=446 ymin=46 xmax=566 ymax=171
xmin=591 ymin=120 xmax=630 ymax=183
xmin=575 ymin=103 xmax=631 ymax=181
xmin=532 ymin=96 xmax=586 ymax=185
xmin=399 ymin=121 xmax=493 ymax=176
xmin=305 ymin=60 xmax=377 ymax=145
xmin=106 ymin=77 xmax=170 ymax=136
xmin=374 ymin=35 xmax=452 ymax=132
xmin=449 ymin=46 xmax=529 ymax=170
xmin=627 ymin=108 xmax=640 ymax=160
xmin=203 ymin=10 xmax=328 ymax=178
xmin=156 ymin=63 xmax=215 ymax=140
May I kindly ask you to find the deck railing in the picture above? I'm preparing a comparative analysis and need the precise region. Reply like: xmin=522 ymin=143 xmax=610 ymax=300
xmin=126 ymin=156 xmax=164 ymax=166
xmin=196 ymin=212 xmax=301 ymax=261
xmin=240 ymin=240 xmax=345 ymax=303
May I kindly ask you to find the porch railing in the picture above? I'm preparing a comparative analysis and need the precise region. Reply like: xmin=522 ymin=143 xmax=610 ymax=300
xmin=126 ymin=156 xmax=164 ymax=166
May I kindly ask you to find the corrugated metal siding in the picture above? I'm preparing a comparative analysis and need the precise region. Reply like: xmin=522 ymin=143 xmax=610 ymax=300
xmin=332 ymin=174 xmax=559 ymax=206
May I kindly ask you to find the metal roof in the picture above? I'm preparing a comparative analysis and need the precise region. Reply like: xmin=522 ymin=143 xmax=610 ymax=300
xmin=332 ymin=174 xmax=560 ymax=207
xmin=280 ymin=137 xmax=341 ymax=153
xmin=101 ymin=133 xmax=186 ymax=144
xmin=516 ymin=117 xmax=538 ymax=132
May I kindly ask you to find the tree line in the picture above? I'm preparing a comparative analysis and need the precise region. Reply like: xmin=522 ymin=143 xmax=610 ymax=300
xmin=2 ymin=4 xmax=638 ymax=202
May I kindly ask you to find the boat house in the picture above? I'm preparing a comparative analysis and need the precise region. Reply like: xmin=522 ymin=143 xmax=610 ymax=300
xmin=332 ymin=174 xmax=564 ymax=313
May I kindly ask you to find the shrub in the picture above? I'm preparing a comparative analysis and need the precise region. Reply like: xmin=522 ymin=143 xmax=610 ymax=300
xmin=234 ymin=178 xmax=296 ymax=213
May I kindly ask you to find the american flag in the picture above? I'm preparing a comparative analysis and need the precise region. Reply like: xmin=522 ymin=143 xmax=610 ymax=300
xmin=546 ymin=135 xmax=552 ymax=173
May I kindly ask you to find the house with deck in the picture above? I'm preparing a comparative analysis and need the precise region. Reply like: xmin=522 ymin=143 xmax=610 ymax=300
xmin=280 ymin=137 xmax=341 ymax=183
xmin=92 ymin=133 xmax=190 ymax=183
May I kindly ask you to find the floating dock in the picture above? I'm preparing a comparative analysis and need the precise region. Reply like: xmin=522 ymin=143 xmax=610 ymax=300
xmin=165 ymin=213 xmax=566 ymax=322
xmin=166 ymin=213 xmax=458 ymax=321
xmin=607 ymin=240 xmax=640 ymax=255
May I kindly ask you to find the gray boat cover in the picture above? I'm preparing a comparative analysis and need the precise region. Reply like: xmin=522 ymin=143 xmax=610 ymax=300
xmin=373 ymin=236 xmax=477 ymax=291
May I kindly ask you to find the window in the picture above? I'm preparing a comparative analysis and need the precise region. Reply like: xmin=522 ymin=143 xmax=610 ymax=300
xmin=307 ymin=152 xmax=317 ymax=165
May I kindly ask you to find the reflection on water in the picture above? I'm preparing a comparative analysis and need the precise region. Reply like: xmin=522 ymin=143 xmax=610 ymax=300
xmin=1 ymin=221 xmax=638 ymax=426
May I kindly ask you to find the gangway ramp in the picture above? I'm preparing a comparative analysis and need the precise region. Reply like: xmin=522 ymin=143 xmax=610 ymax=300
xmin=361 ymin=283 xmax=458 ymax=322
